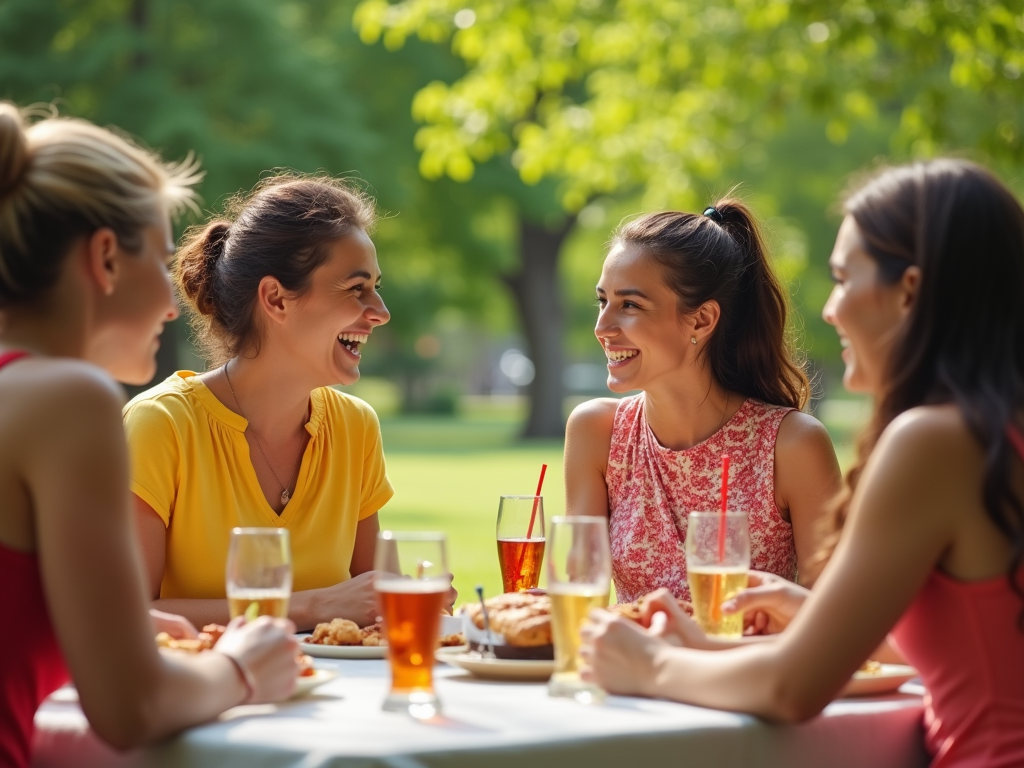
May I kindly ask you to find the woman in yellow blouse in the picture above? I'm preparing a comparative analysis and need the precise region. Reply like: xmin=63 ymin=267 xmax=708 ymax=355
xmin=126 ymin=175 xmax=428 ymax=631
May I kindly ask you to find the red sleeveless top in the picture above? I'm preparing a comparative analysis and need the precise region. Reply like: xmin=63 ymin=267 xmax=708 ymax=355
xmin=606 ymin=394 xmax=796 ymax=603
xmin=0 ymin=351 xmax=70 ymax=768
xmin=889 ymin=424 xmax=1024 ymax=768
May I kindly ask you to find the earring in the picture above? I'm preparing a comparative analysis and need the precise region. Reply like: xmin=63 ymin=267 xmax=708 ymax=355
xmin=690 ymin=336 xmax=697 ymax=345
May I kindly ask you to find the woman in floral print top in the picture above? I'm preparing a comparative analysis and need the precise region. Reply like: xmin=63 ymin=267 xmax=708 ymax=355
xmin=564 ymin=201 xmax=842 ymax=606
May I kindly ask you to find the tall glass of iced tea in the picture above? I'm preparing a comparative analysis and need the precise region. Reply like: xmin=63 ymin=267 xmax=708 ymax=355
xmin=225 ymin=527 xmax=292 ymax=619
xmin=546 ymin=516 xmax=611 ymax=703
xmin=496 ymin=495 xmax=546 ymax=593
xmin=375 ymin=531 xmax=449 ymax=718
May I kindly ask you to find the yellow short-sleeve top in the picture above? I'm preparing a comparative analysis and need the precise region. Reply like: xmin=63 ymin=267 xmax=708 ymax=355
xmin=123 ymin=371 xmax=394 ymax=600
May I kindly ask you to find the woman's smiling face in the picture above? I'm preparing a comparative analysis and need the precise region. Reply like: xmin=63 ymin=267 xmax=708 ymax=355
xmin=595 ymin=242 xmax=696 ymax=393
xmin=822 ymin=216 xmax=914 ymax=396
xmin=282 ymin=228 xmax=389 ymax=386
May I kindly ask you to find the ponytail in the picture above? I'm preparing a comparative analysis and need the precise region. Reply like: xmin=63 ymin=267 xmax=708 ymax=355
xmin=614 ymin=199 xmax=809 ymax=409
xmin=176 ymin=220 xmax=229 ymax=318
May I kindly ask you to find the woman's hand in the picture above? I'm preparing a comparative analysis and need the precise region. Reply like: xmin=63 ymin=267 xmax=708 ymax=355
xmin=149 ymin=609 xmax=198 ymax=639
xmin=214 ymin=616 xmax=300 ymax=704
xmin=312 ymin=571 xmax=383 ymax=627
xmin=722 ymin=571 xmax=811 ymax=635
xmin=638 ymin=588 xmax=710 ymax=648
xmin=579 ymin=610 xmax=669 ymax=697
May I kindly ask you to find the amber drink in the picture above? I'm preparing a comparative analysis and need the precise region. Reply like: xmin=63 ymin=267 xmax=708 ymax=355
xmin=375 ymin=531 xmax=449 ymax=718
xmin=546 ymin=516 xmax=611 ymax=703
xmin=227 ymin=590 xmax=289 ymax=619
xmin=496 ymin=495 xmax=546 ymax=592
xmin=225 ymin=528 xmax=291 ymax=619
xmin=685 ymin=512 xmax=750 ymax=638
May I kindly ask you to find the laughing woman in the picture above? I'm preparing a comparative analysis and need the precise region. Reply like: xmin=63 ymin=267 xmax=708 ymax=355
xmin=565 ymin=202 xmax=842 ymax=605
xmin=125 ymin=176 xmax=401 ymax=631
xmin=582 ymin=160 xmax=1024 ymax=767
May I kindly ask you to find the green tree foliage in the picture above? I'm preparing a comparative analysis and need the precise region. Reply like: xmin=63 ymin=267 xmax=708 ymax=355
xmin=354 ymin=0 xmax=1024 ymax=211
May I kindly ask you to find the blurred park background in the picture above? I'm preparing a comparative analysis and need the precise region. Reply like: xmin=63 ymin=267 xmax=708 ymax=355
xmin=3 ymin=0 xmax=1022 ymax=600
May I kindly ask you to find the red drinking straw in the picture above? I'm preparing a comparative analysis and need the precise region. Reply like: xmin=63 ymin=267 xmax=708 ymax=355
xmin=526 ymin=463 xmax=548 ymax=539
xmin=718 ymin=454 xmax=730 ymax=562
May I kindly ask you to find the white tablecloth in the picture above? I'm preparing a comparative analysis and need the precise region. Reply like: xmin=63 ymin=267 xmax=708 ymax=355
xmin=33 ymin=658 xmax=929 ymax=768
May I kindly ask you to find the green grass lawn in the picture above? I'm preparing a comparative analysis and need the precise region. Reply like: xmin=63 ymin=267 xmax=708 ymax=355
xmin=374 ymin=396 xmax=867 ymax=609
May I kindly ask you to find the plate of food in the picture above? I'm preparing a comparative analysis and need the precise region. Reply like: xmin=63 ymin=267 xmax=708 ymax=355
xmin=156 ymin=623 xmax=330 ymax=699
xmin=436 ymin=647 xmax=555 ymax=681
xmin=299 ymin=615 xmax=465 ymax=659
xmin=442 ymin=593 xmax=555 ymax=681
xmin=841 ymin=661 xmax=918 ymax=697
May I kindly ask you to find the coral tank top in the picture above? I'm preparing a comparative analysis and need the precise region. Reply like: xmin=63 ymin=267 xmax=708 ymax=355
xmin=889 ymin=425 xmax=1024 ymax=768
xmin=606 ymin=394 xmax=796 ymax=603
xmin=0 ymin=351 xmax=70 ymax=768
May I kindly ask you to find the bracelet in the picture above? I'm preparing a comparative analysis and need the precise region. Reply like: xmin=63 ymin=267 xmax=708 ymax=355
xmin=219 ymin=651 xmax=257 ymax=704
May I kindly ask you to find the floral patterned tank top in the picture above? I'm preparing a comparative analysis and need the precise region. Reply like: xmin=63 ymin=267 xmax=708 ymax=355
xmin=606 ymin=394 xmax=796 ymax=603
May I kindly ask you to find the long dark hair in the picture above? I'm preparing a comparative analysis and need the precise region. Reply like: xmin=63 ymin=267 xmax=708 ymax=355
xmin=824 ymin=159 xmax=1024 ymax=617
xmin=175 ymin=174 xmax=375 ymax=365
xmin=614 ymin=199 xmax=809 ymax=409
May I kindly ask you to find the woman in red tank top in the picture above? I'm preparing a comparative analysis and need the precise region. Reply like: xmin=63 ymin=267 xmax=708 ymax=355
xmin=581 ymin=159 xmax=1024 ymax=768
xmin=0 ymin=103 xmax=301 ymax=768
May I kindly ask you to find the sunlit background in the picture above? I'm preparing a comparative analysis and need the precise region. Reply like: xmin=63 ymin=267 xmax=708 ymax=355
xmin=5 ymin=0 xmax=1021 ymax=601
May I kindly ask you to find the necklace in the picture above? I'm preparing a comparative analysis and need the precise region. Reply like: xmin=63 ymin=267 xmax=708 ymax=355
xmin=224 ymin=362 xmax=292 ymax=507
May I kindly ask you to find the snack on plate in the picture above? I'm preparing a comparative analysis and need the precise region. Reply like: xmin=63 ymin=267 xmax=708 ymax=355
xmin=307 ymin=618 xmax=464 ymax=648
xmin=155 ymin=623 xmax=226 ymax=653
xmin=608 ymin=597 xmax=694 ymax=622
xmin=307 ymin=619 xmax=387 ymax=647
xmin=858 ymin=659 xmax=883 ymax=675
xmin=460 ymin=592 xmax=554 ymax=660
xmin=156 ymin=623 xmax=314 ymax=676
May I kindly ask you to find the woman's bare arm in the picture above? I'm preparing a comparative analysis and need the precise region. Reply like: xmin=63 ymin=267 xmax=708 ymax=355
xmin=24 ymin=365 xmax=261 ymax=748
xmin=773 ymin=411 xmax=843 ymax=584
xmin=564 ymin=399 xmax=617 ymax=518
xmin=136 ymin=496 xmax=386 ymax=630
xmin=584 ymin=407 xmax=970 ymax=721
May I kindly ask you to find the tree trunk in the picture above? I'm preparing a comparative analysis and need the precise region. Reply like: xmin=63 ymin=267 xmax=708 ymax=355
xmin=503 ymin=215 xmax=574 ymax=438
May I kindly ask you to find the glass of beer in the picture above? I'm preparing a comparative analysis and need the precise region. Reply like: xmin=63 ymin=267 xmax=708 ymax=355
xmin=496 ymin=495 xmax=546 ymax=593
xmin=225 ymin=527 xmax=291 ymax=619
xmin=375 ymin=531 xmax=449 ymax=719
xmin=546 ymin=516 xmax=611 ymax=703
xmin=685 ymin=511 xmax=750 ymax=637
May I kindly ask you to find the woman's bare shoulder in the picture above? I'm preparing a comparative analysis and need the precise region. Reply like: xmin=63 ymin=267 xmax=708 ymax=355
xmin=566 ymin=397 xmax=620 ymax=438
xmin=0 ymin=358 xmax=124 ymax=433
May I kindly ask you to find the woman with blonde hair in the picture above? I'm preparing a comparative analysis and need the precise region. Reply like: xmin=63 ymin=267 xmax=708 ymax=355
xmin=0 ymin=103 xmax=299 ymax=768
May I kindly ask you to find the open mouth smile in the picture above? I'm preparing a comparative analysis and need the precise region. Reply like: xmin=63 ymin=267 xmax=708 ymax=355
xmin=338 ymin=332 xmax=369 ymax=358
xmin=603 ymin=341 xmax=639 ymax=366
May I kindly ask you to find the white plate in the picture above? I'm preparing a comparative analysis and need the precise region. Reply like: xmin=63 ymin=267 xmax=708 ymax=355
xmin=841 ymin=664 xmax=918 ymax=697
xmin=298 ymin=615 xmax=464 ymax=660
xmin=298 ymin=637 xmax=386 ymax=659
xmin=292 ymin=667 xmax=338 ymax=697
xmin=435 ymin=647 xmax=555 ymax=681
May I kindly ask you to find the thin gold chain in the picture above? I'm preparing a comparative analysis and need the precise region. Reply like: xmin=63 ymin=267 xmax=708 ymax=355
xmin=223 ymin=361 xmax=292 ymax=506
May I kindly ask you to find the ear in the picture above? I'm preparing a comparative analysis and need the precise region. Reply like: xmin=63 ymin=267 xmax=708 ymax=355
xmin=84 ymin=228 xmax=120 ymax=296
xmin=256 ymin=275 xmax=290 ymax=325
xmin=898 ymin=265 xmax=921 ymax=315
xmin=690 ymin=300 xmax=722 ymax=341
